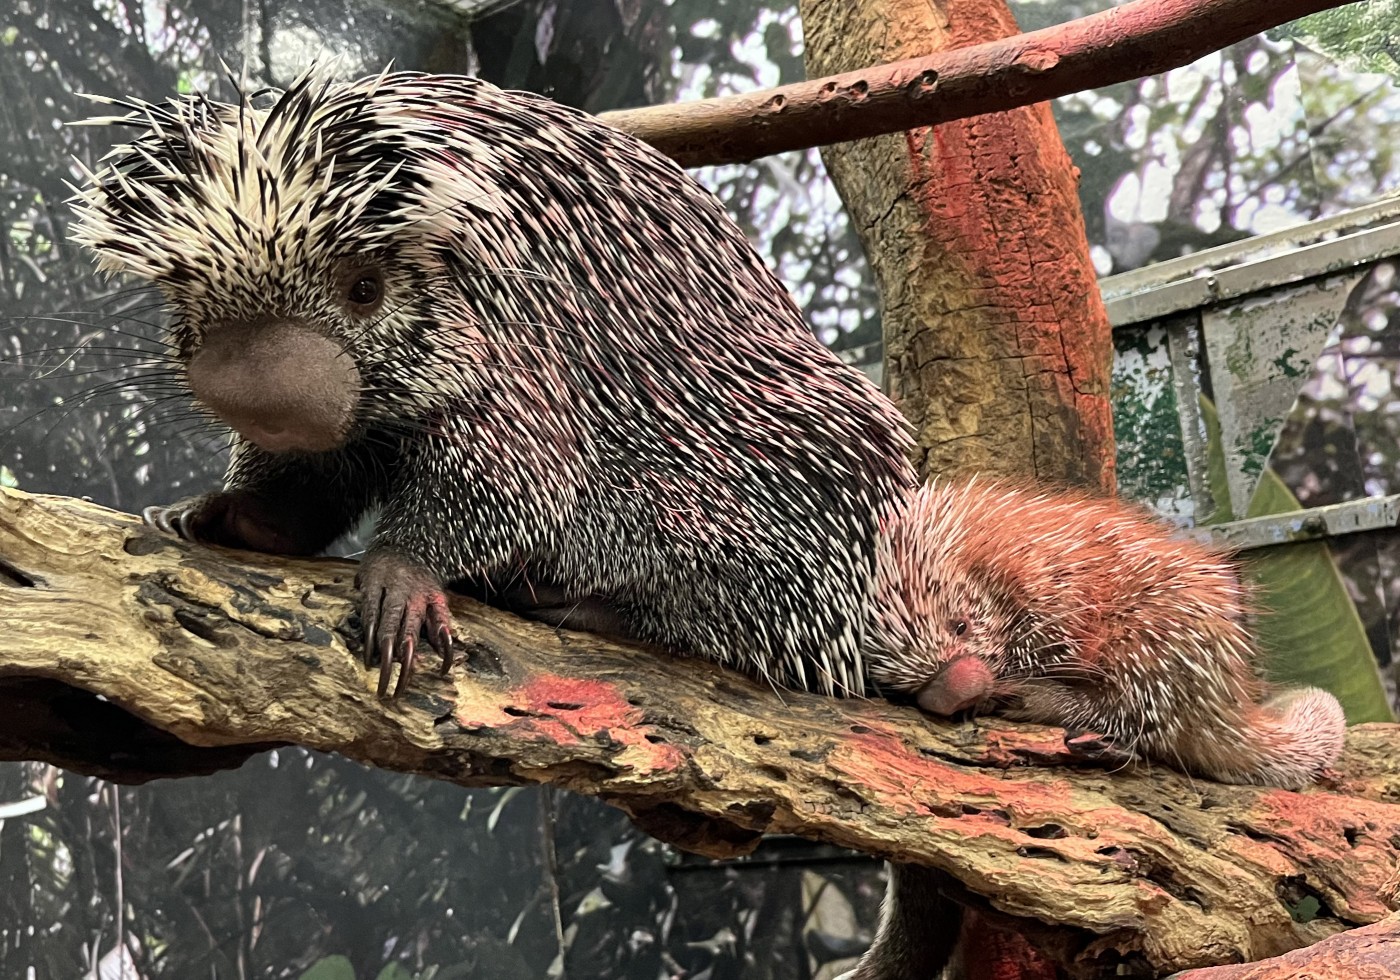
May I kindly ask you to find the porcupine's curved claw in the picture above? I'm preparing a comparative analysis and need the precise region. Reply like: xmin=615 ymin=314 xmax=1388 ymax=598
xmin=357 ymin=548 xmax=454 ymax=697
xmin=1062 ymin=729 xmax=1135 ymax=769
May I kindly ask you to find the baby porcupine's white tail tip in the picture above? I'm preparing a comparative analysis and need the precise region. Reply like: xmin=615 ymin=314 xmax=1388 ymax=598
xmin=1264 ymin=686 xmax=1347 ymax=785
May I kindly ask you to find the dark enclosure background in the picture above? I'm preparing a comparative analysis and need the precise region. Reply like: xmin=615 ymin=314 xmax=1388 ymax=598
xmin=3 ymin=0 xmax=1400 ymax=977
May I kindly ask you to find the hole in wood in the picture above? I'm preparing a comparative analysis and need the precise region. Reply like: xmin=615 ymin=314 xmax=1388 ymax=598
xmin=0 ymin=556 xmax=37 ymax=588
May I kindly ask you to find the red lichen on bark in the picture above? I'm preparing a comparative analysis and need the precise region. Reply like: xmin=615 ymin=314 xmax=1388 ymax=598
xmin=899 ymin=105 xmax=1114 ymax=488
xmin=1173 ymin=913 xmax=1400 ymax=979
xmin=837 ymin=725 xmax=1080 ymax=817
xmin=453 ymin=675 xmax=688 ymax=774
xmin=1244 ymin=791 xmax=1400 ymax=919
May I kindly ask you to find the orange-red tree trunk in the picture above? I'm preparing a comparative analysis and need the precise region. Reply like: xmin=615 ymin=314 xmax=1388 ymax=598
xmin=800 ymin=0 xmax=1114 ymax=492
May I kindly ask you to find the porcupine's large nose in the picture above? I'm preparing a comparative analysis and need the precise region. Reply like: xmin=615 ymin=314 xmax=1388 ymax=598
xmin=187 ymin=319 xmax=361 ymax=454
xmin=916 ymin=655 xmax=994 ymax=716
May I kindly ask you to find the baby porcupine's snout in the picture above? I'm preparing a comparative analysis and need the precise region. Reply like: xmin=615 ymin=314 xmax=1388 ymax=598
xmin=187 ymin=320 xmax=360 ymax=454
xmin=916 ymin=656 xmax=995 ymax=716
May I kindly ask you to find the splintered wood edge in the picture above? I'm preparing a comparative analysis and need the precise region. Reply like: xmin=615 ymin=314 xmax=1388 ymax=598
xmin=1 ymin=485 xmax=1398 ymax=975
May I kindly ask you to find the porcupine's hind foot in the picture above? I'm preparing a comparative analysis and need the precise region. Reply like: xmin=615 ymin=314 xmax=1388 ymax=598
xmin=357 ymin=547 xmax=454 ymax=698
xmin=145 ymin=491 xmax=335 ymax=556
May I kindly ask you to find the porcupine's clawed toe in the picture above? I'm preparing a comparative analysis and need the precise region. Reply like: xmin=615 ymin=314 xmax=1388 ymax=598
xmin=357 ymin=548 xmax=454 ymax=698
xmin=1062 ymin=730 xmax=1135 ymax=769
xmin=144 ymin=492 xmax=330 ymax=555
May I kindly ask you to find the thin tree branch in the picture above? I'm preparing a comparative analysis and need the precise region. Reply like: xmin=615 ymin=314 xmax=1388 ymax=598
xmin=599 ymin=0 xmax=1355 ymax=168
xmin=2 ymin=487 xmax=1399 ymax=977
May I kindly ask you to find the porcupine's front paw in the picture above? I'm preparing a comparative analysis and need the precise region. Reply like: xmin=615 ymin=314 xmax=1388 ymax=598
xmin=144 ymin=492 xmax=323 ymax=555
xmin=357 ymin=548 xmax=454 ymax=698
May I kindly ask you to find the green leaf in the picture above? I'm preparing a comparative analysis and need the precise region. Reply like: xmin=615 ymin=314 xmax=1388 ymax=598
xmin=1271 ymin=2 xmax=1400 ymax=79
xmin=374 ymin=964 xmax=417 ymax=980
xmin=1289 ymin=894 xmax=1323 ymax=923
xmin=298 ymin=956 xmax=357 ymax=980
xmin=1199 ymin=396 xmax=1394 ymax=723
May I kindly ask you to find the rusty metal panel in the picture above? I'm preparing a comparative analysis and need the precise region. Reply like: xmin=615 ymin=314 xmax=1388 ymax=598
xmin=1102 ymin=197 xmax=1400 ymax=326
xmin=1199 ymin=271 xmax=1364 ymax=516
xmin=1189 ymin=493 xmax=1400 ymax=552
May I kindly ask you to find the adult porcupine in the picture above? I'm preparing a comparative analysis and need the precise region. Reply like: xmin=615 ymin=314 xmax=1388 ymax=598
xmin=69 ymin=68 xmax=915 ymax=698
xmin=868 ymin=480 xmax=1347 ymax=790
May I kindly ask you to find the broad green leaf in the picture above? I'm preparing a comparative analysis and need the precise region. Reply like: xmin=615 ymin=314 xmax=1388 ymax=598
xmin=374 ymin=964 xmax=417 ymax=980
xmin=298 ymin=956 xmax=357 ymax=980
xmin=1271 ymin=3 xmax=1400 ymax=79
xmin=1199 ymin=396 xmax=1393 ymax=722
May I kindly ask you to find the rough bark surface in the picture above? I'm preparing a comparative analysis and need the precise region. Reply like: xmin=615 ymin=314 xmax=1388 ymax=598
xmin=3 ymin=487 xmax=1399 ymax=977
xmin=799 ymin=0 xmax=1114 ymax=490
xmin=1174 ymin=913 xmax=1400 ymax=979
xmin=600 ymin=0 xmax=1354 ymax=170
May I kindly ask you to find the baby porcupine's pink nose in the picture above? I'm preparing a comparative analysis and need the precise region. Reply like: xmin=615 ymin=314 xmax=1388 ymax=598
xmin=916 ymin=655 xmax=994 ymax=716
xmin=188 ymin=319 xmax=360 ymax=453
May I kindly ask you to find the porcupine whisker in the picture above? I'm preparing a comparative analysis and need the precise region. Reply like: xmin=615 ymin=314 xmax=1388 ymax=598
xmin=143 ymin=416 xmax=228 ymax=451
xmin=52 ymin=372 xmax=187 ymax=403
xmin=4 ymin=342 xmax=178 ymax=363
xmin=0 ymin=323 xmax=179 ymax=363
xmin=3 ymin=388 xmax=205 ymax=458
xmin=3 ymin=362 xmax=179 ymax=390
xmin=3 ymin=311 xmax=175 ymax=338
xmin=1 ymin=373 xmax=185 ymax=436
xmin=83 ymin=390 xmax=208 ymax=433
xmin=15 ymin=359 xmax=182 ymax=385
xmin=91 ymin=399 xmax=202 ymax=446
xmin=22 ymin=293 xmax=172 ymax=325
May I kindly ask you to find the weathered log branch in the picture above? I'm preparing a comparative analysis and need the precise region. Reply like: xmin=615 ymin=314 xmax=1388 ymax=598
xmin=1175 ymin=912 xmax=1400 ymax=978
xmin=1 ymin=485 xmax=1398 ymax=976
xmin=598 ymin=0 xmax=1355 ymax=169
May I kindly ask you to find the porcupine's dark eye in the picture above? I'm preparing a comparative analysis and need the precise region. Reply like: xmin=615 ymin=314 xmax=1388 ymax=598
xmin=347 ymin=272 xmax=382 ymax=308
xmin=950 ymin=618 xmax=969 ymax=637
